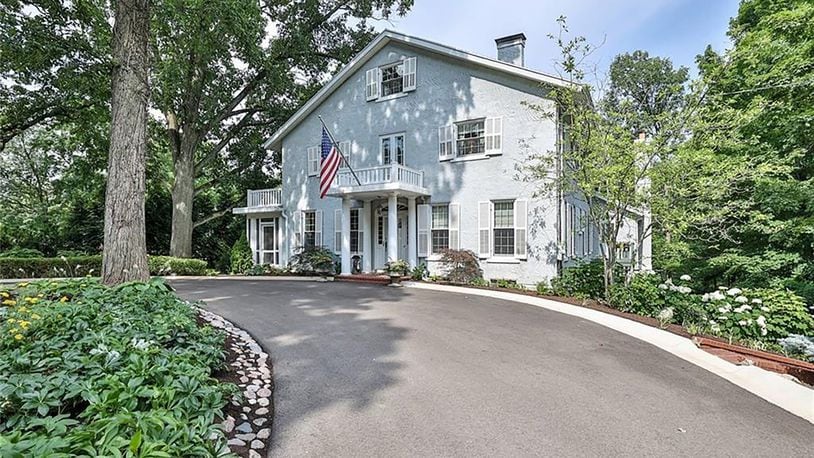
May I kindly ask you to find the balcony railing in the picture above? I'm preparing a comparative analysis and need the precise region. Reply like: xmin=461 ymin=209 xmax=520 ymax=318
xmin=333 ymin=164 xmax=424 ymax=189
xmin=247 ymin=188 xmax=282 ymax=207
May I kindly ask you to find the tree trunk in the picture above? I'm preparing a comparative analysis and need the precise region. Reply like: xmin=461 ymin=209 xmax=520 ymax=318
xmin=102 ymin=0 xmax=151 ymax=285
xmin=169 ymin=148 xmax=195 ymax=258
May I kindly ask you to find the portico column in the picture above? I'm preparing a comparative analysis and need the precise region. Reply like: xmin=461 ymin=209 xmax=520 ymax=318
xmin=340 ymin=197 xmax=351 ymax=275
xmin=407 ymin=197 xmax=417 ymax=267
xmin=362 ymin=200 xmax=372 ymax=273
xmin=387 ymin=193 xmax=398 ymax=262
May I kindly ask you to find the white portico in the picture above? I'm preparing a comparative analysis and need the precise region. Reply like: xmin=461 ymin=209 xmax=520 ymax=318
xmin=327 ymin=163 xmax=429 ymax=275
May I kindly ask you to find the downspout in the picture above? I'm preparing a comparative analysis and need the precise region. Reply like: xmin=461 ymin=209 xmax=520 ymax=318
xmin=555 ymin=107 xmax=564 ymax=277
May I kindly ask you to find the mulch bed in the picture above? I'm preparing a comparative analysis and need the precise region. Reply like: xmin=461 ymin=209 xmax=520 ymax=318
xmin=423 ymin=281 xmax=814 ymax=385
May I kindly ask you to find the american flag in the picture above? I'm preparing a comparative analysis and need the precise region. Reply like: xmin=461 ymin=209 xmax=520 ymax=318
xmin=319 ymin=126 xmax=341 ymax=198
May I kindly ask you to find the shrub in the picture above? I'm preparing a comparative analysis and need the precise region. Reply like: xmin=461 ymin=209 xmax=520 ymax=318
xmin=778 ymin=334 xmax=814 ymax=362
xmin=147 ymin=256 xmax=209 ymax=276
xmin=470 ymin=277 xmax=489 ymax=287
xmin=288 ymin=246 xmax=335 ymax=274
xmin=0 ymin=248 xmax=44 ymax=258
xmin=551 ymin=259 xmax=609 ymax=299
xmin=536 ymin=280 xmax=552 ymax=295
xmin=493 ymin=278 xmax=524 ymax=290
xmin=0 ymin=256 xmax=209 ymax=279
xmin=701 ymin=286 xmax=813 ymax=342
xmin=438 ymin=249 xmax=482 ymax=284
xmin=609 ymin=274 xmax=705 ymax=326
xmin=229 ymin=234 xmax=254 ymax=274
xmin=410 ymin=263 xmax=427 ymax=281
xmin=0 ymin=256 xmax=102 ymax=279
xmin=0 ymin=278 xmax=232 ymax=455
xmin=385 ymin=259 xmax=410 ymax=275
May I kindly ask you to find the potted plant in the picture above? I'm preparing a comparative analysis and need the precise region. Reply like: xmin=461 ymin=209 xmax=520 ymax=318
xmin=385 ymin=259 xmax=409 ymax=286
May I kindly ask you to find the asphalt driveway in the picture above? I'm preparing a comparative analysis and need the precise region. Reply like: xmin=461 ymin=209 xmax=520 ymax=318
xmin=170 ymin=279 xmax=813 ymax=457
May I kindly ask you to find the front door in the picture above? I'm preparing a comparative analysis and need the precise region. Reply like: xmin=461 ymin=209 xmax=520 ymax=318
xmin=398 ymin=213 xmax=408 ymax=261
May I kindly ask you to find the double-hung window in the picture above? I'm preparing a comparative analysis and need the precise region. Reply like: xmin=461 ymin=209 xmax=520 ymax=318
xmin=303 ymin=211 xmax=317 ymax=248
xmin=350 ymin=209 xmax=360 ymax=253
xmin=381 ymin=133 xmax=405 ymax=165
xmin=431 ymin=205 xmax=449 ymax=254
xmin=365 ymin=57 xmax=416 ymax=101
xmin=456 ymin=119 xmax=485 ymax=156
xmin=380 ymin=62 xmax=404 ymax=96
xmin=493 ymin=201 xmax=515 ymax=256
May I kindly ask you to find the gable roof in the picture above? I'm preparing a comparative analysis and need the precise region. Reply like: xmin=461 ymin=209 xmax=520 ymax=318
xmin=263 ymin=30 xmax=576 ymax=149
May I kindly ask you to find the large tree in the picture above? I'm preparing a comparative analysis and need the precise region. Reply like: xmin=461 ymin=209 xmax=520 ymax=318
xmin=101 ymin=0 xmax=151 ymax=284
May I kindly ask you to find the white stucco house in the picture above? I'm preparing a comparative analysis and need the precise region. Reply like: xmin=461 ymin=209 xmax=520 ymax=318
xmin=233 ymin=30 xmax=652 ymax=286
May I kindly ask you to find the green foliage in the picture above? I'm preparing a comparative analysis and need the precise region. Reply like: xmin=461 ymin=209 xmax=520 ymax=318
xmin=551 ymin=259 xmax=611 ymax=299
xmin=410 ymin=263 xmax=427 ymax=281
xmin=438 ymin=249 xmax=482 ymax=284
xmin=385 ymin=260 xmax=409 ymax=276
xmin=609 ymin=274 xmax=704 ymax=326
xmin=0 ymin=279 xmax=232 ymax=455
xmin=493 ymin=279 xmax=525 ymax=290
xmin=608 ymin=273 xmax=664 ymax=315
xmin=469 ymin=278 xmax=489 ymax=287
xmin=536 ymin=280 xmax=553 ymax=295
xmin=778 ymin=335 xmax=814 ymax=362
xmin=288 ymin=246 xmax=335 ymax=274
xmin=0 ymin=249 xmax=44 ymax=259
xmin=147 ymin=256 xmax=209 ymax=276
xmin=229 ymin=234 xmax=253 ymax=274
xmin=0 ymin=256 xmax=208 ymax=279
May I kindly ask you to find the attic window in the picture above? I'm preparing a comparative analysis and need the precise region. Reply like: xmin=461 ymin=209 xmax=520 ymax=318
xmin=381 ymin=62 xmax=404 ymax=96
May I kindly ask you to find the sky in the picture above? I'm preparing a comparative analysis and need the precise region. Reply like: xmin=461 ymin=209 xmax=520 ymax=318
xmin=378 ymin=0 xmax=740 ymax=82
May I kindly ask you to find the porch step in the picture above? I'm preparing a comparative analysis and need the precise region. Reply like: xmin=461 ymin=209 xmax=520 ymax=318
xmin=335 ymin=274 xmax=399 ymax=285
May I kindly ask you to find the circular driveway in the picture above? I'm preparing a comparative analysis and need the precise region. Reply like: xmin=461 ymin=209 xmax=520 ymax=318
xmin=170 ymin=279 xmax=813 ymax=457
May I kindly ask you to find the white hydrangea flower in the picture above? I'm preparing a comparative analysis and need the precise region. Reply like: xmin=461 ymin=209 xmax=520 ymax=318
xmin=709 ymin=291 xmax=726 ymax=301
xmin=718 ymin=307 xmax=729 ymax=314
xmin=760 ymin=306 xmax=769 ymax=312
xmin=680 ymin=274 xmax=692 ymax=281
xmin=751 ymin=298 xmax=762 ymax=304
xmin=756 ymin=315 xmax=766 ymax=327
xmin=727 ymin=288 xmax=742 ymax=296
xmin=760 ymin=328 xmax=768 ymax=336
xmin=718 ymin=286 xmax=728 ymax=291
xmin=701 ymin=293 xmax=710 ymax=302
xmin=738 ymin=320 xmax=747 ymax=326
xmin=677 ymin=286 xmax=692 ymax=294
xmin=658 ymin=284 xmax=668 ymax=290
xmin=735 ymin=296 xmax=748 ymax=303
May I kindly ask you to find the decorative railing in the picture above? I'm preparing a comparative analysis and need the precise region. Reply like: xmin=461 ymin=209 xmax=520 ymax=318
xmin=247 ymin=188 xmax=282 ymax=207
xmin=333 ymin=164 xmax=424 ymax=188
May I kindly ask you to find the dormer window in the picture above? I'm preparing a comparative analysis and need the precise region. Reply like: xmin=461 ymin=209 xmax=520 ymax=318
xmin=366 ymin=57 xmax=416 ymax=101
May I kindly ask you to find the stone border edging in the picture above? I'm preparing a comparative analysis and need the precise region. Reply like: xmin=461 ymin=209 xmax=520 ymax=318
xmin=0 ymin=275 xmax=333 ymax=284
xmin=197 ymin=306 xmax=273 ymax=456
xmin=402 ymin=281 xmax=814 ymax=424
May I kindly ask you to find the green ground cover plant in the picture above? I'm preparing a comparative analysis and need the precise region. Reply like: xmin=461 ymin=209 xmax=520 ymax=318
xmin=0 ymin=278 xmax=234 ymax=456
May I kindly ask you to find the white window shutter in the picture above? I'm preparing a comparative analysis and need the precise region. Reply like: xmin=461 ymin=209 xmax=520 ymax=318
xmin=438 ymin=125 xmax=454 ymax=161
xmin=307 ymin=147 xmax=319 ymax=176
xmin=417 ymin=204 xmax=430 ymax=257
xmin=485 ymin=117 xmax=503 ymax=155
xmin=403 ymin=57 xmax=416 ymax=91
xmin=449 ymin=203 xmax=460 ymax=250
xmin=315 ymin=210 xmax=323 ymax=248
xmin=295 ymin=211 xmax=303 ymax=249
xmin=338 ymin=141 xmax=351 ymax=169
xmin=334 ymin=209 xmax=342 ymax=254
xmin=365 ymin=68 xmax=380 ymax=101
xmin=478 ymin=201 xmax=491 ymax=258
xmin=514 ymin=199 xmax=527 ymax=259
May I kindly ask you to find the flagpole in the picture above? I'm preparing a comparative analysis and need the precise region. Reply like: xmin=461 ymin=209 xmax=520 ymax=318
xmin=318 ymin=115 xmax=362 ymax=186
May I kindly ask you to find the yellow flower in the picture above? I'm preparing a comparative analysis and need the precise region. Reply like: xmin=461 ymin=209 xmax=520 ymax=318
xmin=31 ymin=313 xmax=41 ymax=320
xmin=13 ymin=334 xmax=23 ymax=340
xmin=37 ymin=293 xmax=44 ymax=298
xmin=24 ymin=297 xmax=38 ymax=304
xmin=17 ymin=306 xmax=28 ymax=313
xmin=6 ymin=318 xmax=15 ymax=323
xmin=19 ymin=321 xmax=30 ymax=330
xmin=9 ymin=328 xmax=18 ymax=334
xmin=17 ymin=282 xmax=29 ymax=287
xmin=1 ymin=299 xmax=15 ymax=306
xmin=0 ymin=291 xmax=9 ymax=298
xmin=59 ymin=296 xmax=69 ymax=303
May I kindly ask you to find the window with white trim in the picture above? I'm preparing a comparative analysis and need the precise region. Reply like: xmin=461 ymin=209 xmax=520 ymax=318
xmin=493 ymin=201 xmax=515 ymax=256
xmin=365 ymin=57 xmax=416 ymax=101
xmin=456 ymin=119 xmax=485 ymax=156
xmin=431 ymin=205 xmax=449 ymax=254
xmin=337 ymin=140 xmax=351 ymax=169
xmin=304 ymin=211 xmax=317 ymax=248
xmin=381 ymin=133 xmax=405 ymax=165
xmin=350 ymin=209 xmax=360 ymax=254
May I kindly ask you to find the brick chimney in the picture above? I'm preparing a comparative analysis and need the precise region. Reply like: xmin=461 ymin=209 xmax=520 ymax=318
xmin=495 ymin=33 xmax=526 ymax=67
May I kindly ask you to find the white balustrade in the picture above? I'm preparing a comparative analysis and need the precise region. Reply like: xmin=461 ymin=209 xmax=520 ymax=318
xmin=247 ymin=188 xmax=282 ymax=207
xmin=333 ymin=164 xmax=424 ymax=188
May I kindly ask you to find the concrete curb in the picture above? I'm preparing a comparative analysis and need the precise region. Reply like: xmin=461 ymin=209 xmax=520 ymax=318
xmin=403 ymin=281 xmax=814 ymax=424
